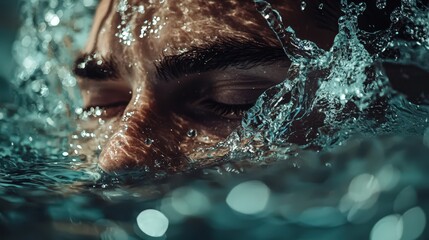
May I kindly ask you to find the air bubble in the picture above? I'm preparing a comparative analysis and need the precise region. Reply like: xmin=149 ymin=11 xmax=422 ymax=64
xmin=187 ymin=129 xmax=197 ymax=138
xmin=376 ymin=0 xmax=386 ymax=10
xmin=390 ymin=9 xmax=401 ymax=23
xmin=301 ymin=1 xmax=307 ymax=11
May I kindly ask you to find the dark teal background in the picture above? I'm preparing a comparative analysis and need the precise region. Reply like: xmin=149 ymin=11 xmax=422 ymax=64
xmin=0 ymin=1 xmax=20 ymax=103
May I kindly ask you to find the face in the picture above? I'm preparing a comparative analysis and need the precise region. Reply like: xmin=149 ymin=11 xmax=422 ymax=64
xmin=73 ymin=0 xmax=337 ymax=174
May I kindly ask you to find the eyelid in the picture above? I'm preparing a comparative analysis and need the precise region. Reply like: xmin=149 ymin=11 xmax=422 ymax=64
xmin=211 ymin=78 xmax=278 ymax=89
xmin=80 ymin=81 xmax=132 ymax=109
xmin=207 ymin=78 xmax=278 ymax=104
xmin=198 ymin=99 xmax=253 ymax=119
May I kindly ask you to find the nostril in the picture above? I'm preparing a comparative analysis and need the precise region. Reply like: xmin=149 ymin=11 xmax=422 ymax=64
xmin=383 ymin=62 xmax=429 ymax=104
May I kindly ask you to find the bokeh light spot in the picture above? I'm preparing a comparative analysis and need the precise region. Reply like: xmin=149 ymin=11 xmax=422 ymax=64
xmin=401 ymin=207 xmax=426 ymax=240
xmin=171 ymin=187 xmax=210 ymax=216
xmin=226 ymin=180 xmax=270 ymax=215
xmin=370 ymin=214 xmax=403 ymax=240
xmin=136 ymin=209 xmax=169 ymax=237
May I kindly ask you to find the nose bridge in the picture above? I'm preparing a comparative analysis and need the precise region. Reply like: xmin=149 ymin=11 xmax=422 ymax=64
xmin=98 ymin=101 xmax=187 ymax=174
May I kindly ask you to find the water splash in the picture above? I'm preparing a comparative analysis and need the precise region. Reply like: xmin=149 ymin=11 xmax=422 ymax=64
xmin=376 ymin=0 xmax=387 ymax=9
xmin=206 ymin=0 xmax=429 ymax=163
xmin=253 ymin=0 xmax=324 ymax=61
xmin=2 ymin=0 xmax=429 ymax=239
xmin=1 ymin=0 xmax=99 ymax=194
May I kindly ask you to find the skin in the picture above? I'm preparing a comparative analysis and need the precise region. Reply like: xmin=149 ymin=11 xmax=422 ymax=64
xmin=74 ymin=0 xmax=338 ymax=174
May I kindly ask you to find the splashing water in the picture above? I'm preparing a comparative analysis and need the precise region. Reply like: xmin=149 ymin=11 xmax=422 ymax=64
xmin=377 ymin=0 xmax=388 ymax=9
xmin=2 ymin=0 xmax=429 ymax=239
xmin=254 ymin=0 xmax=324 ymax=60
xmin=215 ymin=0 xmax=429 ymax=159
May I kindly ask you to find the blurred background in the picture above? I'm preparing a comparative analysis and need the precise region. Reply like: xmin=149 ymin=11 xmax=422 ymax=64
xmin=0 ymin=1 xmax=21 ymax=103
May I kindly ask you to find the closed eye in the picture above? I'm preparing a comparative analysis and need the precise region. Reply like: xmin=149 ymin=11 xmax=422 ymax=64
xmin=169 ymin=69 xmax=287 ymax=122
xmin=73 ymin=52 xmax=132 ymax=116
xmin=192 ymin=98 xmax=255 ymax=120
xmin=73 ymin=52 xmax=118 ymax=81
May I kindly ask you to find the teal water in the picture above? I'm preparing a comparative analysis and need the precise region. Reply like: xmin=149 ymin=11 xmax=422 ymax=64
xmin=1 ymin=0 xmax=429 ymax=239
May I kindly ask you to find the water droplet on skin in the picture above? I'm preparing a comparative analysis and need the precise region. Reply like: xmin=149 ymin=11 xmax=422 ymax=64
xmin=134 ymin=5 xmax=145 ymax=14
xmin=117 ymin=0 xmax=129 ymax=14
xmin=75 ymin=108 xmax=83 ymax=115
xmin=95 ymin=108 xmax=102 ymax=116
xmin=144 ymin=138 xmax=154 ymax=146
xmin=98 ymin=118 xmax=105 ymax=125
xmin=187 ymin=129 xmax=197 ymax=138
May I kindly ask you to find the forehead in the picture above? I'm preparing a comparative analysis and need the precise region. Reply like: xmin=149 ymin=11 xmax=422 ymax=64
xmin=119 ymin=0 xmax=288 ymax=33
xmin=92 ymin=0 xmax=291 ymax=58
xmin=128 ymin=0 xmax=270 ymax=42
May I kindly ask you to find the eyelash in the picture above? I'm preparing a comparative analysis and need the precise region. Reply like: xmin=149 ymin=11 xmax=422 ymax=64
xmin=81 ymin=101 xmax=128 ymax=118
xmin=198 ymin=99 xmax=254 ymax=119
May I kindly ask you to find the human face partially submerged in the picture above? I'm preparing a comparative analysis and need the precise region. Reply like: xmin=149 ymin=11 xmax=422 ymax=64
xmin=73 ymin=0 xmax=337 ymax=174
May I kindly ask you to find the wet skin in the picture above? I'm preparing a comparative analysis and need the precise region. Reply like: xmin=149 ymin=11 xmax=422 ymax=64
xmin=73 ymin=0 xmax=338 ymax=174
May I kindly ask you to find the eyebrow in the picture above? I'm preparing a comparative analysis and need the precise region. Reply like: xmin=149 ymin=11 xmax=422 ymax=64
xmin=73 ymin=37 xmax=289 ymax=82
xmin=155 ymin=37 xmax=289 ymax=81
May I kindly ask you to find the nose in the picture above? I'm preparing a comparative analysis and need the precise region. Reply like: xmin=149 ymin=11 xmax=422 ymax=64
xmin=97 ymin=99 xmax=189 ymax=174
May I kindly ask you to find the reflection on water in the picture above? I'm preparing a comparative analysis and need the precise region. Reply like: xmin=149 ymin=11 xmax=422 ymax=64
xmin=1 ymin=0 xmax=429 ymax=239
